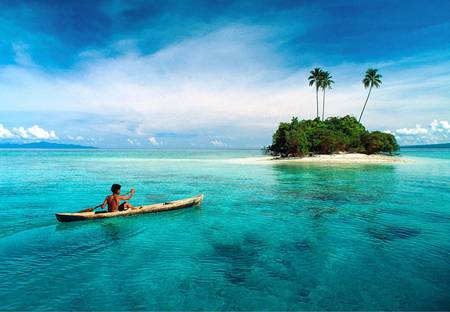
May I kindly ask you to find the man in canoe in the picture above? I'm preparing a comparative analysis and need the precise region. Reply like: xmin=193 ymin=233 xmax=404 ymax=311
xmin=102 ymin=184 xmax=135 ymax=212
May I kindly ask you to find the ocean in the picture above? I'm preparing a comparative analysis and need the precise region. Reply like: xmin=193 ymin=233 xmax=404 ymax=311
xmin=0 ymin=148 xmax=449 ymax=310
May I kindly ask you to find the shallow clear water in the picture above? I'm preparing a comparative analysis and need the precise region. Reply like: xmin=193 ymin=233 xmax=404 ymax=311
xmin=0 ymin=148 xmax=449 ymax=310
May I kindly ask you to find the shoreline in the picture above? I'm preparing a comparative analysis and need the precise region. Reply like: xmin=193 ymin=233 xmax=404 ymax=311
xmin=228 ymin=153 xmax=411 ymax=164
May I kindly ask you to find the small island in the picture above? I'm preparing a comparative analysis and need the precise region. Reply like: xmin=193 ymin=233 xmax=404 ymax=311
xmin=262 ymin=67 xmax=403 ymax=164
xmin=267 ymin=115 xmax=398 ymax=157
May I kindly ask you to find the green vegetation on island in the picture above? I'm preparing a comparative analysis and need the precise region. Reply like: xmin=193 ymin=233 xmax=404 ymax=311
xmin=267 ymin=116 xmax=398 ymax=156
xmin=268 ymin=68 xmax=399 ymax=157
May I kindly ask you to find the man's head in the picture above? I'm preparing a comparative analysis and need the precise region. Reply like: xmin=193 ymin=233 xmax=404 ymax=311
xmin=111 ymin=184 xmax=121 ymax=194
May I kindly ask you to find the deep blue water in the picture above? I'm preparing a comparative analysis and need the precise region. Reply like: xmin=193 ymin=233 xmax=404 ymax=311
xmin=0 ymin=148 xmax=449 ymax=310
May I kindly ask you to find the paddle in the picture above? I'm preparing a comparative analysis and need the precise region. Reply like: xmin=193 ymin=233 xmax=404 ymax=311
xmin=78 ymin=191 xmax=132 ymax=213
xmin=78 ymin=204 xmax=103 ymax=213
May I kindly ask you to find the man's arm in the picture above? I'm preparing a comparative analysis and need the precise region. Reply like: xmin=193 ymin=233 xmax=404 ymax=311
xmin=120 ymin=188 xmax=135 ymax=200
xmin=101 ymin=197 xmax=108 ymax=209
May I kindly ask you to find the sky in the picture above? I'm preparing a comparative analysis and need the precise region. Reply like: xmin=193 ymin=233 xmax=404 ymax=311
xmin=0 ymin=0 xmax=449 ymax=148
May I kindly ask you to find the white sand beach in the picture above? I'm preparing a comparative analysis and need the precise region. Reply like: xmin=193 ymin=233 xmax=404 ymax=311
xmin=227 ymin=153 xmax=411 ymax=164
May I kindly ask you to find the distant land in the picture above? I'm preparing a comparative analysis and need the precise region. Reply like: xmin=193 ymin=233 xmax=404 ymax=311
xmin=0 ymin=142 xmax=97 ymax=149
xmin=402 ymin=143 xmax=450 ymax=148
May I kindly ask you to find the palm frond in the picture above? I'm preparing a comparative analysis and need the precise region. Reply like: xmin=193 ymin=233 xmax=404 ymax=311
xmin=308 ymin=67 xmax=324 ymax=88
xmin=363 ymin=68 xmax=382 ymax=88
xmin=319 ymin=71 xmax=334 ymax=89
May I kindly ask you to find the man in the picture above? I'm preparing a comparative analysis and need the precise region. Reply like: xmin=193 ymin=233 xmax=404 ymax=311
xmin=102 ymin=184 xmax=135 ymax=212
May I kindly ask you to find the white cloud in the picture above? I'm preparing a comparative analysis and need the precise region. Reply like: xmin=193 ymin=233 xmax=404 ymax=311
xmin=27 ymin=125 xmax=58 ymax=140
xmin=12 ymin=126 xmax=30 ymax=139
xmin=2 ymin=124 xmax=58 ymax=140
xmin=148 ymin=137 xmax=160 ymax=145
xmin=395 ymin=124 xmax=428 ymax=135
xmin=440 ymin=121 xmax=450 ymax=129
xmin=390 ymin=120 xmax=450 ymax=145
xmin=211 ymin=139 xmax=226 ymax=147
xmin=430 ymin=120 xmax=450 ymax=132
xmin=0 ymin=124 xmax=14 ymax=138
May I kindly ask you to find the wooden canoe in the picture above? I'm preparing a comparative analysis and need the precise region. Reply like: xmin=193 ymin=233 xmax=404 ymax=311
xmin=55 ymin=194 xmax=204 ymax=222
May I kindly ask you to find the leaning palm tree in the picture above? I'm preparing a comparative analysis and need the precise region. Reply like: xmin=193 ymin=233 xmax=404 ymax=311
xmin=320 ymin=71 xmax=334 ymax=121
xmin=308 ymin=68 xmax=323 ymax=119
xmin=359 ymin=68 xmax=382 ymax=122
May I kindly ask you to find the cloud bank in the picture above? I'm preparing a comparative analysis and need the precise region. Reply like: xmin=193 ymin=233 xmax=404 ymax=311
xmin=1 ymin=28 xmax=448 ymax=148
xmin=387 ymin=119 xmax=450 ymax=145
xmin=0 ymin=124 xmax=58 ymax=141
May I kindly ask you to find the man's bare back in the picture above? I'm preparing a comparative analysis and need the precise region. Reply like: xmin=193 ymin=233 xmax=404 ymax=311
xmin=102 ymin=184 xmax=135 ymax=212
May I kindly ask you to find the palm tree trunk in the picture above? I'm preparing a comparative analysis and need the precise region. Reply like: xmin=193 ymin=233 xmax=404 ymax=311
xmin=359 ymin=85 xmax=372 ymax=122
xmin=322 ymin=88 xmax=325 ymax=121
xmin=316 ymin=87 xmax=319 ymax=119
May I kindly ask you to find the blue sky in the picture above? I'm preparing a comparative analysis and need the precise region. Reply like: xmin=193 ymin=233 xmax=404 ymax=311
xmin=0 ymin=0 xmax=449 ymax=147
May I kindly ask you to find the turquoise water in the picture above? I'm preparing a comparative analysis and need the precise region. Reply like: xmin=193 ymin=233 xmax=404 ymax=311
xmin=0 ymin=148 xmax=449 ymax=310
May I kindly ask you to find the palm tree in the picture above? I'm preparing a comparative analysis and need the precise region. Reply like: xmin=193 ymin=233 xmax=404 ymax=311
xmin=320 ymin=71 xmax=334 ymax=121
xmin=308 ymin=68 xmax=323 ymax=119
xmin=359 ymin=68 xmax=382 ymax=122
